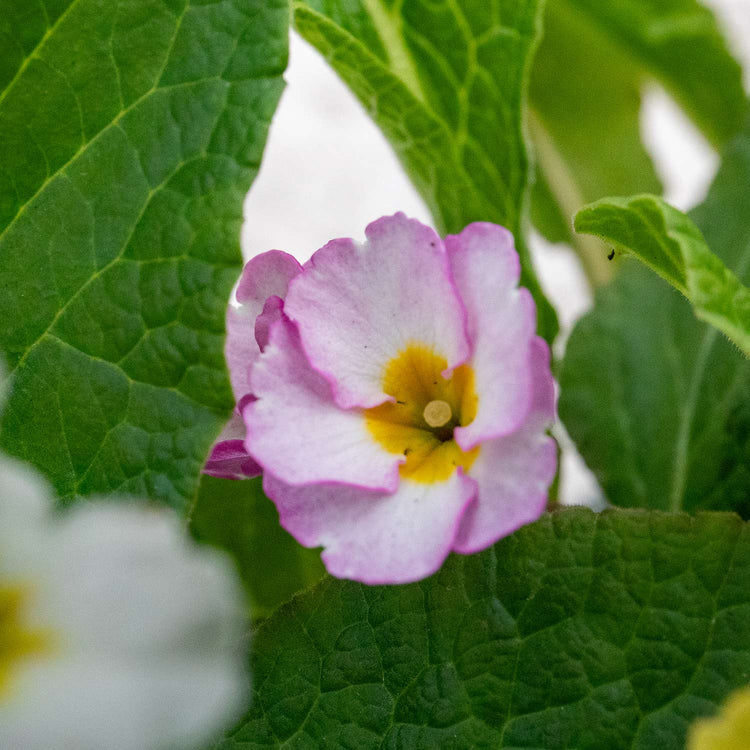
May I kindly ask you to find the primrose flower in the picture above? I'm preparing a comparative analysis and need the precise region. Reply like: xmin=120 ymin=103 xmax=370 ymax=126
xmin=216 ymin=213 xmax=556 ymax=584
xmin=687 ymin=686 xmax=750 ymax=750
xmin=0 ymin=452 xmax=248 ymax=749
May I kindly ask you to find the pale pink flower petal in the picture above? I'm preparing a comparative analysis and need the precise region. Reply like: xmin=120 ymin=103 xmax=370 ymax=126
xmin=446 ymin=222 xmax=537 ymax=450
xmin=283 ymin=213 xmax=471 ymax=409
xmin=206 ymin=251 xmax=300 ymax=479
xmin=244 ymin=316 xmax=402 ymax=491
xmin=454 ymin=338 xmax=557 ymax=554
xmin=263 ymin=471 xmax=477 ymax=585
xmin=203 ymin=412 xmax=261 ymax=480
xmin=226 ymin=250 xmax=301 ymax=401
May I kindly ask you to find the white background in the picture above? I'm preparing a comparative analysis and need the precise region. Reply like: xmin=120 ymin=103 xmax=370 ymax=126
xmin=241 ymin=1 xmax=750 ymax=505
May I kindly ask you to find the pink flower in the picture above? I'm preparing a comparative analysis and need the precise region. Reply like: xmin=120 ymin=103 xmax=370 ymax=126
xmin=208 ymin=214 xmax=557 ymax=584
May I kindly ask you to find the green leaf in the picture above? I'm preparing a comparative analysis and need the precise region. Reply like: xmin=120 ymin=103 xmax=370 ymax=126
xmin=575 ymin=195 xmax=750 ymax=356
xmin=527 ymin=0 xmax=746 ymax=283
xmin=528 ymin=0 xmax=663 ymax=285
xmin=190 ymin=475 xmax=325 ymax=621
xmin=218 ymin=507 xmax=750 ymax=749
xmin=0 ymin=0 xmax=288 ymax=510
xmin=292 ymin=0 xmax=558 ymax=342
xmin=563 ymin=0 xmax=747 ymax=149
xmin=560 ymin=130 xmax=750 ymax=515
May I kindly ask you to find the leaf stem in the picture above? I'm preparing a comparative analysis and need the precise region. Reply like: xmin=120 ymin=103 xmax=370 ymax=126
xmin=527 ymin=108 xmax=614 ymax=288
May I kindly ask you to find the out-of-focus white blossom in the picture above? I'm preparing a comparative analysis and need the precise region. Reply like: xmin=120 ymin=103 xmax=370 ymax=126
xmin=0 ymin=450 xmax=249 ymax=750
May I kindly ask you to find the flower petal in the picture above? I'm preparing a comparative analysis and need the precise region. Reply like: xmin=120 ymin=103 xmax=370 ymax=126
xmin=445 ymin=222 xmax=537 ymax=449
xmin=264 ymin=471 xmax=477 ymax=585
xmin=226 ymin=250 xmax=301 ymax=401
xmin=254 ymin=295 xmax=283 ymax=352
xmin=0 ymin=504 xmax=248 ymax=750
xmin=244 ymin=316 xmax=401 ymax=490
xmin=203 ymin=412 xmax=261 ymax=480
xmin=284 ymin=213 xmax=471 ymax=409
xmin=0 ymin=455 xmax=51 ymax=526
xmin=453 ymin=338 xmax=557 ymax=555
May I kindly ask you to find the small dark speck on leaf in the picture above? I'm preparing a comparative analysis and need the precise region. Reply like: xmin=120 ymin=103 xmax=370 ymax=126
xmin=396 ymin=400 xmax=406 ymax=405
xmin=607 ymin=249 xmax=615 ymax=261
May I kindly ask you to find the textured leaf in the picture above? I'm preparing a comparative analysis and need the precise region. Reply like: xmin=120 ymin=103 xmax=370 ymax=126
xmin=528 ymin=0 xmax=745 ymax=281
xmin=560 ymin=130 xmax=750 ymax=515
xmin=0 ymin=0 xmax=288 ymax=510
xmin=219 ymin=507 xmax=750 ymax=749
xmin=575 ymin=195 xmax=750 ymax=356
xmin=292 ymin=0 xmax=558 ymax=342
xmin=190 ymin=476 xmax=325 ymax=620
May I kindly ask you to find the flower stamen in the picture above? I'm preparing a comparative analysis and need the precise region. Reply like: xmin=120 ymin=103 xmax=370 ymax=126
xmin=423 ymin=400 xmax=452 ymax=428
xmin=365 ymin=344 xmax=479 ymax=483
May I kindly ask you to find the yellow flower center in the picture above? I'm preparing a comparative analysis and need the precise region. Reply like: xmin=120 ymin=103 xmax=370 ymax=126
xmin=365 ymin=344 xmax=479 ymax=483
xmin=0 ymin=584 xmax=50 ymax=700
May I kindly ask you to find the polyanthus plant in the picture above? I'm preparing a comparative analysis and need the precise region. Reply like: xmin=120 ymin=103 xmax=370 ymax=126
xmin=0 ymin=443 xmax=249 ymax=750
xmin=3 ymin=0 xmax=750 ymax=747
xmin=208 ymin=214 xmax=557 ymax=583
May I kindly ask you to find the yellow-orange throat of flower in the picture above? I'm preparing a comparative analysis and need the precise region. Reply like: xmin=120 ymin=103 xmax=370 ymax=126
xmin=0 ymin=585 xmax=50 ymax=699
xmin=365 ymin=345 xmax=479 ymax=483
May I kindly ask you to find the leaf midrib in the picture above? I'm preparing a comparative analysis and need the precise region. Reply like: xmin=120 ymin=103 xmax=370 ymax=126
xmin=668 ymin=240 xmax=750 ymax=511
xmin=0 ymin=0 xmax=83 ymax=110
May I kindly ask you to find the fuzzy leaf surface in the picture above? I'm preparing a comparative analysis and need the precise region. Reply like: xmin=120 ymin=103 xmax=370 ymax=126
xmin=0 ymin=0 xmax=287 ymax=509
xmin=575 ymin=195 xmax=750 ymax=356
xmin=219 ymin=507 xmax=750 ymax=749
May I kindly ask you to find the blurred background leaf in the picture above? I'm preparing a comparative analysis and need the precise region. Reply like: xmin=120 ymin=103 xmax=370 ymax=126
xmin=530 ymin=0 xmax=746 ymax=286
xmin=560 ymin=125 xmax=750 ymax=515
xmin=293 ymin=0 xmax=746 ymax=293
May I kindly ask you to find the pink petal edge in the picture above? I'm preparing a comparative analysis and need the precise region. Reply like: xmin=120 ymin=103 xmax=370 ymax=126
xmin=283 ymin=213 xmax=472 ymax=410
xmin=264 ymin=469 xmax=478 ymax=585
xmin=446 ymin=222 xmax=538 ymax=450
xmin=452 ymin=337 xmax=558 ymax=555
xmin=243 ymin=315 xmax=402 ymax=491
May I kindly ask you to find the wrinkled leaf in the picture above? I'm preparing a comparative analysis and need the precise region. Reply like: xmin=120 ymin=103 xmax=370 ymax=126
xmin=293 ymin=0 xmax=558 ymax=341
xmin=0 ymin=0 xmax=288 ymax=510
xmin=560 ymin=129 xmax=750 ymax=515
xmin=219 ymin=507 xmax=750 ymax=749
xmin=190 ymin=475 xmax=325 ymax=621
xmin=575 ymin=194 xmax=750 ymax=356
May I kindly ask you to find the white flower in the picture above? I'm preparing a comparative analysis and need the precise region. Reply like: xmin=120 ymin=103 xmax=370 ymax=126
xmin=0 ymin=453 xmax=249 ymax=750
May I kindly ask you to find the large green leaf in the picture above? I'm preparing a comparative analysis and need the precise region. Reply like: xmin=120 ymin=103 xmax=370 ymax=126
xmin=190 ymin=476 xmax=325 ymax=621
xmin=528 ymin=0 xmax=745 ymax=282
xmin=560 ymin=130 xmax=750 ymax=515
xmin=575 ymin=194 xmax=750 ymax=356
xmin=565 ymin=0 xmax=747 ymax=149
xmin=293 ymin=0 xmax=558 ymax=342
xmin=0 ymin=0 xmax=288 ymax=510
xmin=528 ymin=0 xmax=662 ymax=284
xmin=219 ymin=507 xmax=750 ymax=749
